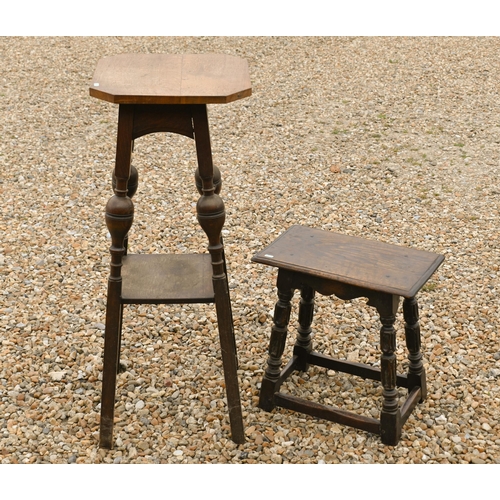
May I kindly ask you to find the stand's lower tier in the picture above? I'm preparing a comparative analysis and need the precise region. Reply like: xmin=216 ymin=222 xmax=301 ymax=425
xmin=121 ymin=253 xmax=214 ymax=304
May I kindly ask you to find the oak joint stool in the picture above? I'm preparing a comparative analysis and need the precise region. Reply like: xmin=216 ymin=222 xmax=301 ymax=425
xmin=252 ymin=225 xmax=444 ymax=445
xmin=90 ymin=54 xmax=251 ymax=448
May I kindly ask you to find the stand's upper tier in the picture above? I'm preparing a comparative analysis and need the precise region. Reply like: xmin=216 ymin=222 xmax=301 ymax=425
xmin=90 ymin=53 xmax=252 ymax=105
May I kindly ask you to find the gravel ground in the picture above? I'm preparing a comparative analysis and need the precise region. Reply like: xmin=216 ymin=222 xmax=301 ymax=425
xmin=1 ymin=36 xmax=500 ymax=464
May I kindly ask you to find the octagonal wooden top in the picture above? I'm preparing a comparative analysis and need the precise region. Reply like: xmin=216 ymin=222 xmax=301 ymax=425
xmin=89 ymin=53 xmax=252 ymax=105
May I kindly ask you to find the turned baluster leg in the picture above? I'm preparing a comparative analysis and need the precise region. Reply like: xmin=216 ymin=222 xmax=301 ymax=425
xmin=259 ymin=275 xmax=294 ymax=412
xmin=113 ymin=163 xmax=138 ymax=255
xmin=111 ymin=163 xmax=138 ymax=373
xmin=195 ymin=166 xmax=229 ymax=287
xmin=100 ymin=105 xmax=135 ymax=449
xmin=378 ymin=294 xmax=401 ymax=445
xmin=192 ymin=104 xmax=245 ymax=444
xmin=403 ymin=296 xmax=427 ymax=401
xmin=293 ymin=285 xmax=314 ymax=372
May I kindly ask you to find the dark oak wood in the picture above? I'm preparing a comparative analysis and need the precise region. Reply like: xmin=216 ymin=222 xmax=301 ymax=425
xmin=121 ymin=254 xmax=214 ymax=304
xmin=252 ymin=225 xmax=444 ymax=298
xmin=252 ymin=225 xmax=443 ymax=445
xmin=91 ymin=54 xmax=251 ymax=449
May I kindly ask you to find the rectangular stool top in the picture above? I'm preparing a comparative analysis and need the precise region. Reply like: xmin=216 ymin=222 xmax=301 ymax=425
xmin=251 ymin=225 xmax=444 ymax=298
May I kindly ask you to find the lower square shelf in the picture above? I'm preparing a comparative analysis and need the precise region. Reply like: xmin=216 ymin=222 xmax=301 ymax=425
xmin=121 ymin=253 xmax=215 ymax=304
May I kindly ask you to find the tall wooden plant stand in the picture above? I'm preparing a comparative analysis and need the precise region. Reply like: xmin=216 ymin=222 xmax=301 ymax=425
xmin=90 ymin=54 xmax=251 ymax=449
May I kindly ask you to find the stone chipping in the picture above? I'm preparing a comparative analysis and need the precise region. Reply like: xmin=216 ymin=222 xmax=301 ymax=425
xmin=1 ymin=36 xmax=500 ymax=463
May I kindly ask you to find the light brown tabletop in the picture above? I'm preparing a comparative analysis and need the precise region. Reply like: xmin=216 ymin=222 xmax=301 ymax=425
xmin=89 ymin=53 xmax=252 ymax=105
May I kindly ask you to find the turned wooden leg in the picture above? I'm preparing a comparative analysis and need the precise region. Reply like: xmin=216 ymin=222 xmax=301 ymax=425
xmin=100 ymin=194 xmax=133 ymax=449
xmin=100 ymin=105 xmax=134 ymax=449
xmin=259 ymin=281 xmax=294 ymax=412
xmin=378 ymin=295 xmax=401 ymax=445
xmin=111 ymin=165 xmax=138 ymax=371
xmin=195 ymin=164 xmax=235 ymax=363
xmin=193 ymin=104 xmax=244 ymax=444
xmin=197 ymin=193 xmax=244 ymax=444
xmin=113 ymin=164 xmax=138 ymax=256
xmin=403 ymin=296 xmax=427 ymax=402
xmin=293 ymin=285 xmax=314 ymax=371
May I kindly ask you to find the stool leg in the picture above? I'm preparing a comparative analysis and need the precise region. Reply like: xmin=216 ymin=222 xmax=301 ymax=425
xmin=259 ymin=285 xmax=294 ymax=411
xmin=293 ymin=285 xmax=314 ymax=371
xmin=100 ymin=105 xmax=135 ymax=449
xmin=377 ymin=295 xmax=401 ymax=445
xmin=403 ymin=297 xmax=427 ymax=401
xmin=193 ymin=104 xmax=245 ymax=444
